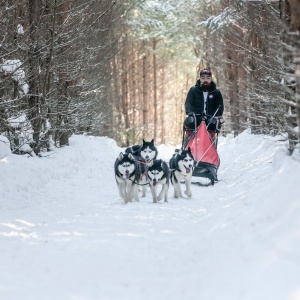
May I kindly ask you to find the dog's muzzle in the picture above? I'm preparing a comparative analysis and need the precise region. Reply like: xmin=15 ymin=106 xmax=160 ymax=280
xmin=184 ymin=166 xmax=192 ymax=173
xmin=152 ymin=179 xmax=158 ymax=186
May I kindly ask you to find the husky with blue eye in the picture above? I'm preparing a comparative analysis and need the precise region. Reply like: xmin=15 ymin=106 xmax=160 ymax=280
xmin=169 ymin=148 xmax=194 ymax=198
xmin=114 ymin=152 xmax=141 ymax=203
xmin=147 ymin=159 xmax=169 ymax=203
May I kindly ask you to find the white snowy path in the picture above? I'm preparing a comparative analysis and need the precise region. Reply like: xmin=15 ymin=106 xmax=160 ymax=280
xmin=1 ymin=132 xmax=300 ymax=300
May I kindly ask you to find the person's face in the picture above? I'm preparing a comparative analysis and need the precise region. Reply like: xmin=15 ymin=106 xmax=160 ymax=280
xmin=200 ymin=74 xmax=212 ymax=86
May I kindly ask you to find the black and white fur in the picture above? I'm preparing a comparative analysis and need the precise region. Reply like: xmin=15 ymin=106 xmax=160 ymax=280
xmin=169 ymin=148 xmax=194 ymax=198
xmin=125 ymin=139 xmax=158 ymax=164
xmin=114 ymin=152 xmax=141 ymax=203
xmin=147 ymin=159 xmax=169 ymax=203
xmin=125 ymin=139 xmax=158 ymax=197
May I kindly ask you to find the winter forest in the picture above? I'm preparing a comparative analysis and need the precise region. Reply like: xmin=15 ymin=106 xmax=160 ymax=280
xmin=0 ymin=0 xmax=300 ymax=154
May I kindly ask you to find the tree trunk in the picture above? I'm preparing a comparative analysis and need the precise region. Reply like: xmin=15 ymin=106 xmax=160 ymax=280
xmin=153 ymin=39 xmax=158 ymax=141
xmin=56 ymin=1 xmax=70 ymax=147
xmin=160 ymin=65 xmax=165 ymax=144
xmin=28 ymin=0 xmax=41 ymax=154
xmin=226 ymin=33 xmax=239 ymax=136
xmin=287 ymin=0 xmax=300 ymax=152
xmin=121 ymin=45 xmax=130 ymax=146
xmin=142 ymin=41 xmax=149 ymax=139
xmin=280 ymin=0 xmax=298 ymax=152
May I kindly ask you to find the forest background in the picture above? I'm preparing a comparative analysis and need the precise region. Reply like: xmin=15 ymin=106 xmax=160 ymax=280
xmin=0 ymin=0 xmax=300 ymax=155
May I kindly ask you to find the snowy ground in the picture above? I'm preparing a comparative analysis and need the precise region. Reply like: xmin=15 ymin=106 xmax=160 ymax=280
xmin=1 ymin=131 xmax=300 ymax=300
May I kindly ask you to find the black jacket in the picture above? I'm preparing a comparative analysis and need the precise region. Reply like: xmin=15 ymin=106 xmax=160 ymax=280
xmin=185 ymin=80 xmax=224 ymax=118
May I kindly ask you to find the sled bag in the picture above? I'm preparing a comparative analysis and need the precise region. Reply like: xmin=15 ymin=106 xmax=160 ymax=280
xmin=186 ymin=121 xmax=220 ymax=167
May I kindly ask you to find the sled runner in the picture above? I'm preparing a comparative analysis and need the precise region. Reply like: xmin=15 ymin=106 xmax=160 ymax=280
xmin=182 ymin=111 xmax=221 ymax=185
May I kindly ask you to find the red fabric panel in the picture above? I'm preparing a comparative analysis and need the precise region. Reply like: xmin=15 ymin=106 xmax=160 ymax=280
xmin=186 ymin=121 xmax=219 ymax=167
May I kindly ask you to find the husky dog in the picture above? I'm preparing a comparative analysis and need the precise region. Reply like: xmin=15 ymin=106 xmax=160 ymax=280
xmin=147 ymin=159 xmax=169 ymax=203
xmin=114 ymin=152 xmax=141 ymax=203
xmin=125 ymin=139 xmax=158 ymax=164
xmin=125 ymin=139 xmax=158 ymax=196
xmin=169 ymin=148 xmax=194 ymax=198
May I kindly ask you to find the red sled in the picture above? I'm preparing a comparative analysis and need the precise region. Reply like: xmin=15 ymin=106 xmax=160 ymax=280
xmin=184 ymin=120 xmax=220 ymax=185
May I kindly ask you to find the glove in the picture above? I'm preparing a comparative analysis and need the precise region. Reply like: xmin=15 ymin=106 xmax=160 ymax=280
xmin=217 ymin=119 xmax=222 ymax=128
xmin=216 ymin=119 xmax=222 ymax=133
xmin=209 ymin=117 xmax=217 ymax=124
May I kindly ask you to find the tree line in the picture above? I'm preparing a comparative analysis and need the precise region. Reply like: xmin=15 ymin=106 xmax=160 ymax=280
xmin=1 ymin=0 xmax=299 ymax=155
xmin=1 ymin=0 xmax=120 ymax=154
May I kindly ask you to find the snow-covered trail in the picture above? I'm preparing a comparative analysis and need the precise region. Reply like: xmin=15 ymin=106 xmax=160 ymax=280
xmin=1 ymin=133 xmax=300 ymax=300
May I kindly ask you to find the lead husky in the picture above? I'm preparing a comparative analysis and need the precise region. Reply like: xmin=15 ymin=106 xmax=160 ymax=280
xmin=125 ymin=139 xmax=158 ymax=164
xmin=125 ymin=139 xmax=158 ymax=196
xmin=169 ymin=148 xmax=194 ymax=198
xmin=114 ymin=152 xmax=141 ymax=203
xmin=147 ymin=159 xmax=169 ymax=203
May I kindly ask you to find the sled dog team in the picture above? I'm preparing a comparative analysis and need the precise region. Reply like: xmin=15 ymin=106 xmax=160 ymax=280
xmin=114 ymin=139 xmax=195 ymax=203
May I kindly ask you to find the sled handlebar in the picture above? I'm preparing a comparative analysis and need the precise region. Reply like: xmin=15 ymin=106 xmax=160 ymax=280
xmin=187 ymin=105 xmax=221 ymax=118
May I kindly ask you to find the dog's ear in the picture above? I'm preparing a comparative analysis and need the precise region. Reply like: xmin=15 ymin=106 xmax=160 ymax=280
xmin=128 ymin=153 xmax=134 ymax=161
xmin=150 ymin=139 xmax=154 ymax=144
xmin=143 ymin=139 xmax=146 ymax=144
xmin=187 ymin=148 xmax=194 ymax=160
xmin=118 ymin=152 xmax=124 ymax=160
xmin=160 ymin=160 xmax=164 ymax=168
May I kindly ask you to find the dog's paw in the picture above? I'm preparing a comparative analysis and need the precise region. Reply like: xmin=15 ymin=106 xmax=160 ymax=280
xmin=184 ymin=190 xmax=192 ymax=198
xmin=125 ymin=195 xmax=133 ymax=203
xmin=142 ymin=187 xmax=147 ymax=197
xmin=174 ymin=194 xmax=184 ymax=198
xmin=174 ymin=192 xmax=180 ymax=198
